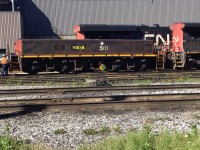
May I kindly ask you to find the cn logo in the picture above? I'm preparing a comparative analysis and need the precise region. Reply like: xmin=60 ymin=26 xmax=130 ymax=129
xmin=173 ymin=36 xmax=179 ymax=43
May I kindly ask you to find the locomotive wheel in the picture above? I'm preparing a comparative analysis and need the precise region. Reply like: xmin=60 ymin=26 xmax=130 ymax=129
xmin=140 ymin=64 xmax=147 ymax=71
xmin=61 ymin=65 xmax=69 ymax=73
xmin=57 ymin=61 xmax=74 ymax=73
xmin=28 ymin=65 xmax=39 ymax=74
xmin=111 ymin=65 xmax=120 ymax=71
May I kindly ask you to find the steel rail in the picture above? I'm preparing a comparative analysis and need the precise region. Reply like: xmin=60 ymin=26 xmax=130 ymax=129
xmin=0 ymin=93 xmax=200 ymax=112
xmin=3 ymin=70 xmax=200 ymax=79
xmin=0 ymin=70 xmax=200 ymax=85
xmin=1 ymin=84 xmax=200 ymax=95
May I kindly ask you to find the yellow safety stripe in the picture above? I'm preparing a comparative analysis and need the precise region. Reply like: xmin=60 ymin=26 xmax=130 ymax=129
xmin=21 ymin=54 xmax=156 ymax=58
xmin=187 ymin=52 xmax=200 ymax=54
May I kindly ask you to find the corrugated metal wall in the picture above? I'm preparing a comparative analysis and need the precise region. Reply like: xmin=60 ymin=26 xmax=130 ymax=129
xmin=0 ymin=12 xmax=22 ymax=52
xmin=20 ymin=0 xmax=200 ymax=37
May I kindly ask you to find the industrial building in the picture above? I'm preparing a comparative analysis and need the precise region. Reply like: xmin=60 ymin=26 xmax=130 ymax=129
xmin=1 ymin=0 xmax=200 ymax=52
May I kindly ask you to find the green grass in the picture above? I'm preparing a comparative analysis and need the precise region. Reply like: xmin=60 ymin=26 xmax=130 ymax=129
xmin=83 ymin=128 xmax=98 ymax=135
xmin=17 ymin=79 xmax=23 ymax=85
xmin=78 ymin=125 xmax=200 ymax=150
xmin=53 ymin=128 xmax=66 ymax=135
xmin=98 ymin=126 xmax=111 ymax=135
xmin=0 ymin=124 xmax=50 ymax=150
xmin=0 ymin=135 xmax=29 ymax=150
xmin=83 ymin=126 xmax=111 ymax=136
xmin=6 ymin=78 xmax=13 ymax=86
xmin=0 ymin=124 xmax=30 ymax=150
xmin=112 ymin=125 xmax=122 ymax=134
xmin=46 ymin=81 xmax=55 ymax=86
xmin=4 ymin=73 xmax=200 ymax=87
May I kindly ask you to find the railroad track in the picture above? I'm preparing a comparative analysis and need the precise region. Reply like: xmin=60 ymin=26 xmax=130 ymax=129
xmin=1 ymin=84 xmax=200 ymax=95
xmin=0 ymin=70 xmax=200 ymax=85
xmin=1 ymin=84 xmax=200 ymax=112
xmin=0 ymin=93 xmax=200 ymax=112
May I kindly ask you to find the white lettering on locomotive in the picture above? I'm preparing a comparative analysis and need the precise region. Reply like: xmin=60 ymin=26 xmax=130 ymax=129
xmin=173 ymin=36 xmax=179 ymax=42
xmin=144 ymin=34 xmax=170 ymax=45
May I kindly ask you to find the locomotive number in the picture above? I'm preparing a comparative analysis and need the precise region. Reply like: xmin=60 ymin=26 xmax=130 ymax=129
xmin=100 ymin=45 xmax=108 ymax=51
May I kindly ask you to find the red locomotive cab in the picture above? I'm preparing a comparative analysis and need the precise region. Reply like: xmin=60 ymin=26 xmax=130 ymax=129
xmin=169 ymin=23 xmax=185 ymax=53
xmin=14 ymin=39 xmax=23 ymax=55
xmin=74 ymin=25 xmax=85 ymax=39
xmin=169 ymin=23 xmax=186 ymax=69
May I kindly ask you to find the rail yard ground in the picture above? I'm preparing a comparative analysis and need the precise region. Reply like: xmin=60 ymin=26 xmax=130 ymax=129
xmin=0 ymin=71 xmax=200 ymax=149
xmin=1 ymin=109 xmax=200 ymax=150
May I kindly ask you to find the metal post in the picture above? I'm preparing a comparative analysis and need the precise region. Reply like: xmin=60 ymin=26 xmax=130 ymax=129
xmin=11 ymin=0 xmax=14 ymax=12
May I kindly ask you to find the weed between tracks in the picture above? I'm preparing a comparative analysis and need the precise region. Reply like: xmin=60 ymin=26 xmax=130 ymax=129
xmin=0 ymin=124 xmax=29 ymax=150
xmin=110 ymin=75 xmax=200 ymax=86
xmin=0 ymin=124 xmax=51 ymax=150
xmin=82 ymin=126 xmax=113 ymax=136
xmin=53 ymin=128 xmax=66 ymax=135
xmin=3 ymin=74 xmax=200 ymax=87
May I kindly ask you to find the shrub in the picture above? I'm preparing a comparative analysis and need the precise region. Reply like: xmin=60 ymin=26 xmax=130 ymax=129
xmin=53 ymin=129 xmax=66 ymax=135
xmin=82 ymin=129 xmax=98 ymax=135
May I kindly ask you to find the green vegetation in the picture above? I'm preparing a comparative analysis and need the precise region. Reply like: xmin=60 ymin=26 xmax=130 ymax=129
xmin=112 ymin=125 xmax=122 ymax=133
xmin=83 ymin=126 xmax=111 ymax=136
xmin=38 ymin=75 xmax=45 ymax=79
xmin=46 ymin=81 xmax=55 ymax=86
xmin=6 ymin=78 xmax=13 ymax=86
xmin=17 ymin=79 xmax=23 ymax=85
xmin=98 ymin=126 xmax=111 ymax=135
xmin=53 ymin=128 xmax=66 ymax=135
xmin=3 ymin=73 xmax=200 ymax=87
xmin=0 ymin=124 xmax=30 ymax=150
xmin=79 ymin=125 xmax=200 ymax=150
xmin=1 ymin=123 xmax=200 ymax=150
xmin=110 ymin=74 xmax=200 ymax=86
xmin=111 ymin=79 xmax=153 ymax=86
xmin=83 ymin=128 xmax=98 ymax=135
xmin=176 ymin=75 xmax=194 ymax=83
xmin=0 ymin=124 xmax=51 ymax=150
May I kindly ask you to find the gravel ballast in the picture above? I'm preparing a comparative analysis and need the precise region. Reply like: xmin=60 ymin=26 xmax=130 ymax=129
xmin=0 ymin=109 xmax=200 ymax=149
xmin=0 ymin=82 xmax=200 ymax=149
